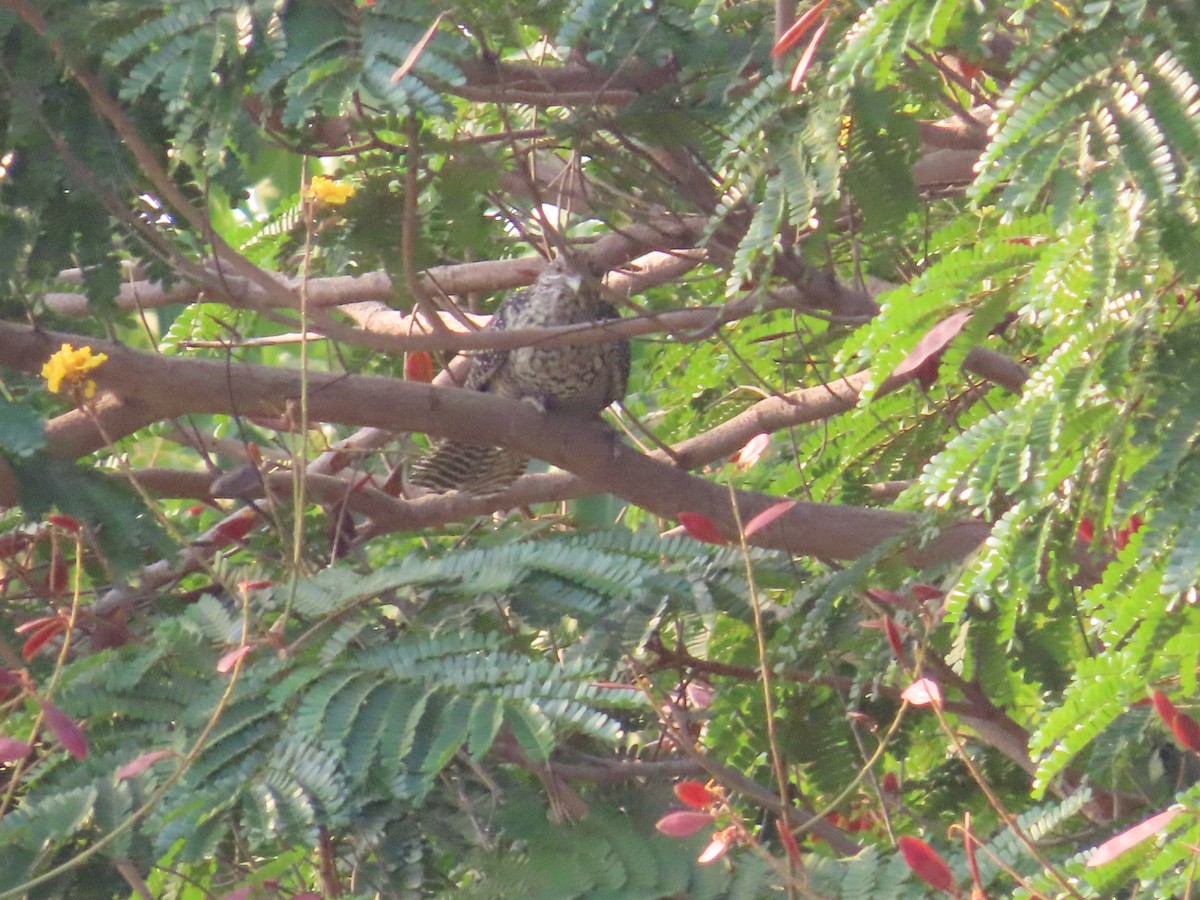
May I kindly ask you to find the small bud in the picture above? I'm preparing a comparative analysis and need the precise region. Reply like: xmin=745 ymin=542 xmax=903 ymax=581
xmin=655 ymin=810 xmax=714 ymax=838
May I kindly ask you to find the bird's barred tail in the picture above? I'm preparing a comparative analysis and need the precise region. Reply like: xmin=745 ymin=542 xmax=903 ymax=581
xmin=407 ymin=440 xmax=530 ymax=496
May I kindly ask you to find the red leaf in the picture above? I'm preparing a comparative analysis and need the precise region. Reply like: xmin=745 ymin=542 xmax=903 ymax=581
xmin=655 ymin=810 xmax=714 ymax=837
xmin=116 ymin=749 xmax=174 ymax=780
xmin=697 ymin=833 xmax=731 ymax=865
xmin=1077 ymin=517 xmax=1095 ymax=544
xmin=884 ymin=618 xmax=905 ymax=660
xmin=733 ymin=433 xmax=770 ymax=469
xmin=211 ymin=511 xmax=256 ymax=545
xmin=847 ymin=710 xmax=879 ymax=731
xmin=909 ymin=583 xmax=945 ymax=602
xmin=743 ymin=500 xmax=797 ymax=538
xmin=891 ymin=312 xmax=972 ymax=382
xmin=778 ymin=818 xmax=803 ymax=861
xmin=898 ymin=835 xmax=956 ymax=893
xmin=15 ymin=614 xmax=61 ymax=635
xmin=881 ymin=772 xmax=900 ymax=793
xmin=901 ymin=677 xmax=942 ymax=708
xmin=771 ymin=0 xmax=832 ymax=58
xmin=678 ymin=512 xmax=725 ymax=544
xmin=0 ymin=736 xmax=33 ymax=762
xmin=1172 ymin=712 xmax=1200 ymax=752
xmin=47 ymin=514 xmax=82 ymax=533
xmin=405 ymin=351 xmax=435 ymax=383
xmin=865 ymin=588 xmax=910 ymax=608
xmin=788 ymin=16 xmax=831 ymax=92
xmin=1087 ymin=807 xmax=1184 ymax=868
xmin=21 ymin=620 xmax=66 ymax=660
xmin=39 ymin=700 xmax=87 ymax=760
xmin=957 ymin=60 xmax=982 ymax=81
xmin=674 ymin=780 xmax=716 ymax=809
xmin=238 ymin=580 xmax=273 ymax=594
xmin=46 ymin=553 xmax=69 ymax=595
xmin=1153 ymin=690 xmax=1179 ymax=725
xmin=217 ymin=645 xmax=253 ymax=675
xmin=1115 ymin=513 xmax=1144 ymax=550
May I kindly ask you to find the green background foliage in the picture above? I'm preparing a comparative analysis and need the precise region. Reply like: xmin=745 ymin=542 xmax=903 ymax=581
xmin=3 ymin=0 xmax=1200 ymax=896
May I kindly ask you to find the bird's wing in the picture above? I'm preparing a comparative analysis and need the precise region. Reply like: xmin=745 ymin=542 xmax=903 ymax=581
xmin=462 ymin=288 xmax=525 ymax=391
xmin=597 ymin=300 xmax=631 ymax=405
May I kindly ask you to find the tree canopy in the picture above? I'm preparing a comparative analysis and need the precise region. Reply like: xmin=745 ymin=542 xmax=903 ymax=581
xmin=2 ymin=0 xmax=1200 ymax=897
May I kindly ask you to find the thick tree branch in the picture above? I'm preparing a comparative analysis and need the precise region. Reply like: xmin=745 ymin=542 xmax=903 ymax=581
xmin=0 ymin=322 xmax=990 ymax=566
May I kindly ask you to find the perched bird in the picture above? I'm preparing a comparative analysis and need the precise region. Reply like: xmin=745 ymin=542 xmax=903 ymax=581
xmin=408 ymin=255 xmax=630 ymax=495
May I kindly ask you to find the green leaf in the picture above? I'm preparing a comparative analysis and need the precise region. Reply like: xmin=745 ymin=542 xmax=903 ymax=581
xmin=8 ymin=453 xmax=173 ymax=571
xmin=0 ymin=397 xmax=46 ymax=457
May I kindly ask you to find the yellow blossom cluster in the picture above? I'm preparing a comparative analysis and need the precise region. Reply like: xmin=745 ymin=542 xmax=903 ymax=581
xmin=41 ymin=343 xmax=108 ymax=399
xmin=306 ymin=175 xmax=355 ymax=206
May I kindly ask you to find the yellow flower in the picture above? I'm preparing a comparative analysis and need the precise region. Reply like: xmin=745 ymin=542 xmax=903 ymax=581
xmin=306 ymin=175 xmax=355 ymax=206
xmin=41 ymin=343 xmax=109 ymax=399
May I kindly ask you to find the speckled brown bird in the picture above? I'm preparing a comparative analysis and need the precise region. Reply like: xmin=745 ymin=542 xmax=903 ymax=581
xmin=407 ymin=256 xmax=630 ymax=495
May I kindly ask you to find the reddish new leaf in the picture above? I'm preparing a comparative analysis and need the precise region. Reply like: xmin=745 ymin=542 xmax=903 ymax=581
xmin=46 ymin=514 xmax=82 ymax=533
xmin=901 ymin=677 xmax=943 ymax=708
xmin=1115 ymin=513 xmax=1144 ymax=550
xmin=771 ymin=0 xmax=831 ymax=57
xmin=655 ymin=810 xmax=714 ymax=837
xmin=1087 ymin=807 xmax=1184 ymax=868
xmin=1172 ymin=712 xmax=1200 ymax=752
xmin=909 ymin=583 xmax=945 ymax=602
xmin=0 ymin=736 xmax=33 ymax=762
xmin=404 ymin=350 xmax=435 ymax=383
xmin=21 ymin=619 xmax=65 ymax=660
xmin=678 ymin=512 xmax=725 ymax=544
xmin=778 ymin=818 xmax=803 ymax=861
xmin=743 ymin=500 xmax=797 ymax=538
xmin=957 ymin=59 xmax=983 ymax=81
xmin=116 ymin=749 xmax=174 ymax=780
xmin=674 ymin=780 xmax=716 ymax=809
xmin=1153 ymin=690 xmax=1179 ymax=725
xmin=789 ymin=16 xmax=831 ymax=92
xmin=217 ymin=645 xmax=253 ymax=675
xmin=847 ymin=710 xmax=879 ymax=731
xmin=1077 ymin=517 xmax=1095 ymax=544
xmin=46 ymin=553 xmax=69 ymax=595
xmin=866 ymin=587 xmax=910 ymax=608
xmin=15 ymin=614 xmax=61 ymax=636
xmin=697 ymin=833 xmax=731 ymax=865
xmin=884 ymin=618 xmax=905 ymax=660
xmin=211 ymin=511 xmax=256 ymax=545
xmin=39 ymin=700 xmax=87 ymax=760
xmin=899 ymin=835 xmax=956 ymax=893
xmin=881 ymin=771 xmax=900 ymax=793
xmin=891 ymin=311 xmax=972 ymax=381
xmin=733 ymin=433 xmax=770 ymax=469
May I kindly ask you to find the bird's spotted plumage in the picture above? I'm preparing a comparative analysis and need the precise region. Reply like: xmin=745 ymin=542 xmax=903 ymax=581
xmin=408 ymin=257 xmax=630 ymax=495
